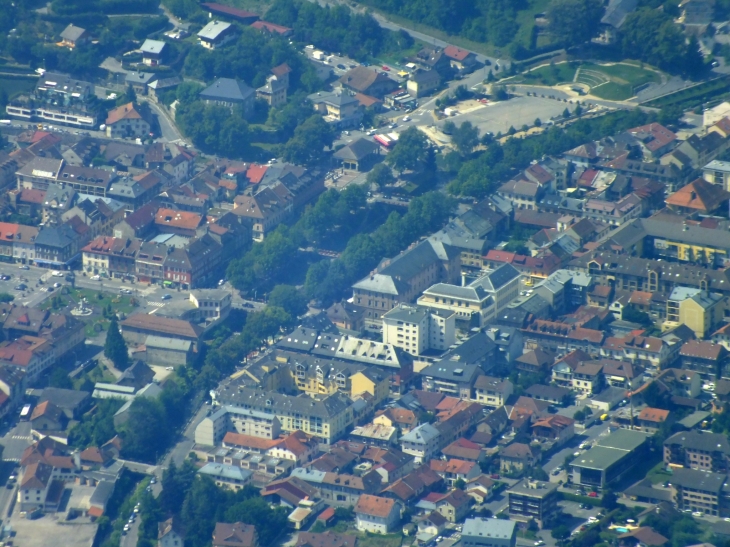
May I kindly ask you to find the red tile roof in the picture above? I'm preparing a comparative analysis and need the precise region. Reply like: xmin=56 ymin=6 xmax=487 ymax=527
xmin=251 ymin=20 xmax=292 ymax=34
xmin=354 ymin=494 xmax=396 ymax=518
xmin=443 ymin=45 xmax=472 ymax=61
xmin=106 ymin=102 xmax=143 ymax=125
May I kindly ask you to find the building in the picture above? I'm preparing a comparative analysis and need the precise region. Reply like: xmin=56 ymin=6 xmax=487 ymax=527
xmin=443 ymin=45 xmax=477 ymax=72
xmin=506 ymin=479 xmax=559 ymax=528
xmin=333 ymin=139 xmax=380 ymax=172
xmin=406 ymin=70 xmax=441 ymax=98
xmin=6 ymin=72 xmax=97 ymax=129
xmin=338 ymin=67 xmax=398 ymax=98
xmin=473 ymin=376 xmax=513 ymax=408
xmin=140 ymin=39 xmax=166 ymax=66
xmin=435 ymin=489 xmax=471 ymax=523
xmin=159 ymin=518 xmax=185 ymax=547
xmin=421 ymin=362 xmax=481 ymax=399
xmin=198 ymin=462 xmax=254 ymax=491
xmin=195 ymin=406 xmax=283 ymax=446
xmin=213 ymin=522 xmax=258 ymax=547
xmin=571 ymin=429 xmax=649 ymax=489
xmin=383 ymin=304 xmax=456 ymax=356
xmin=462 ymin=518 xmax=516 ymax=547
xmin=17 ymin=461 xmax=56 ymax=512
xmin=500 ymin=443 xmax=539 ymax=473
xmin=198 ymin=20 xmax=237 ymax=49
xmin=200 ymin=78 xmax=255 ymax=117
xmin=352 ymin=239 xmax=460 ymax=329
xmin=256 ymin=75 xmax=287 ymax=107
xmin=215 ymin=385 xmax=355 ymax=446
xmin=671 ymin=467 xmax=726 ymax=516
xmin=679 ymin=340 xmax=728 ymax=380
xmin=309 ymin=91 xmax=363 ymax=129
xmin=59 ymin=24 xmax=89 ymax=48
xmin=400 ymin=423 xmax=441 ymax=464
xmin=105 ymin=103 xmax=150 ymax=139
xmin=354 ymin=494 xmax=400 ymax=534
xmin=664 ymin=430 xmax=730 ymax=473
xmin=120 ymin=314 xmax=203 ymax=350
xmin=665 ymin=287 xmax=725 ymax=339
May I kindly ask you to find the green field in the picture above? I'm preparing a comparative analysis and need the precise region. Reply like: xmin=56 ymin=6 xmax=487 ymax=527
xmin=509 ymin=61 xmax=661 ymax=100
xmin=0 ymin=76 xmax=36 ymax=100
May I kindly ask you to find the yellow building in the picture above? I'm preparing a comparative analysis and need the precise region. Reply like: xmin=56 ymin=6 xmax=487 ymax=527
xmin=664 ymin=287 xmax=726 ymax=338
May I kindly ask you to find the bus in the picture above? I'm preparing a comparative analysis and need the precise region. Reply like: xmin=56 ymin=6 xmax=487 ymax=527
xmin=19 ymin=404 xmax=31 ymax=420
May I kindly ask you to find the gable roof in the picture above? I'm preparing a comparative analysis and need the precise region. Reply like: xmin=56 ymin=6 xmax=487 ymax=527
xmin=213 ymin=522 xmax=256 ymax=547
xmin=665 ymin=178 xmax=730 ymax=212
xmin=106 ymin=103 xmax=143 ymax=126
xmin=200 ymin=78 xmax=255 ymax=103
xmin=354 ymin=494 xmax=397 ymax=517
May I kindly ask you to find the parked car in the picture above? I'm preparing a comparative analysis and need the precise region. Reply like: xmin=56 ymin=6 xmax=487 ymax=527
xmin=14 ymin=284 xmax=26 ymax=291
xmin=588 ymin=492 xmax=598 ymax=498
xmin=90 ymin=275 xmax=100 ymax=281
xmin=382 ymin=65 xmax=390 ymax=71
xmin=161 ymin=294 xmax=172 ymax=300
xmin=18 ymin=265 xmax=29 ymax=270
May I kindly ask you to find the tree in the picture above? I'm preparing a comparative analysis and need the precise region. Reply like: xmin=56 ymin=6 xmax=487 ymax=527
xmin=547 ymin=0 xmax=605 ymax=46
xmin=385 ymin=127 xmax=430 ymax=174
xmin=118 ymin=397 xmax=170 ymax=463
xmin=282 ymin=114 xmax=334 ymax=165
xmin=601 ymin=490 xmax=618 ymax=510
xmin=451 ymin=121 xmax=480 ymax=156
xmin=104 ymin=317 xmax=129 ymax=371
xmin=366 ymin=163 xmax=395 ymax=187
xmin=49 ymin=367 xmax=73 ymax=389
xmin=551 ymin=525 xmax=571 ymax=540
xmin=620 ymin=9 xmax=687 ymax=73
xmin=0 ymin=293 xmax=13 ymax=303
xmin=454 ymin=478 xmax=466 ymax=490
xmin=534 ymin=118 xmax=542 ymax=127
xmin=573 ymin=409 xmax=586 ymax=421
xmin=268 ymin=285 xmax=307 ymax=317
xmin=442 ymin=120 xmax=456 ymax=135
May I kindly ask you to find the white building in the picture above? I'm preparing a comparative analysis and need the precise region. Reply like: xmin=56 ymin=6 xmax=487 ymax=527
xmin=197 ymin=20 xmax=237 ymax=49
xmin=195 ymin=406 xmax=283 ymax=446
xmin=400 ymin=423 xmax=441 ymax=464
xmin=354 ymin=494 xmax=401 ymax=534
xmin=462 ymin=518 xmax=516 ymax=547
xmin=383 ymin=304 xmax=455 ymax=356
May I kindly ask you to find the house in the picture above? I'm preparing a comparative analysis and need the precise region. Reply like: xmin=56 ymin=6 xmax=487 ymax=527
xmin=201 ymin=2 xmax=259 ymax=23
xmin=159 ymin=517 xmax=185 ymax=547
xmin=524 ymin=384 xmax=571 ymax=406
xmin=126 ymin=71 xmax=157 ymax=95
xmin=198 ymin=462 xmax=253 ymax=491
xmin=309 ymin=91 xmax=363 ymax=129
xmin=506 ymin=479 xmax=559 ymax=528
xmin=531 ymin=415 xmax=575 ymax=445
xmin=441 ymin=438 xmax=485 ymax=463
xmin=213 ymin=522 xmax=257 ymax=547
xmin=500 ymin=443 xmax=539 ymax=473
xmin=296 ymin=532 xmax=356 ymax=547
xmin=338 ymin=67 xmax=398 ymax=98
xmin=30 ymin=401 xmax=67 ymax=432
xmin=680 ymin=340 xmax=728 ymax=380
xmin=198 ymin=20 xmax=237 ymax=49
xmin=464 ymin=475 xmax=495 ymax=504
xmin=106 ymin=103 xmax=150 ymax=139
xmin=17 ymin=461 xmax=55 ymax=512
xmin=251 ymin=20 xmax=293 ymax=36
xmin=400 ymin=423 xmax=441 ymax=464
xmin=59 ymin=24 xmax=89 ymax=48
xmin=443 ymin=46 xmax=477 ymax=72
xmin=354 ymin=494 xmax=400 ymax=534
xmin=665 ymin=178 xmax=730 ymax=216
xmin=637 ymin=407 xmax=671 ymax=433
xmin=200 ymin=78 xmax=255 ymax=117
xmin=418 ymin=511 xmax=447 ymax=538
xmin=256 ymin=75 xmax=287 ymax=107
xmin=429 ymin=459 xmax=480 ymax=487
xmin=473 ymin=376 xmax=513 ymax=408
xmin=407 ymin=70 xmax=441 ymax=98
xmin=462 ymin=518 xmax=516 ymax=547
xmin=333 ymin=139 xmax=380 ymax=172
xmin=140 ymin=39 xmax=166 ymax=66
xmin=515 ymin=349 xmax=554 ymax=374
xmin=435 ymin=489 xmax=471 ymax=522
xmin=618 ymin=527 xmax=669 ymax=547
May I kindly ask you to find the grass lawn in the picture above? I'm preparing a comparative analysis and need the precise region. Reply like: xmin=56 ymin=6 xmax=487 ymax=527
xmin=522 ymin=61 xmax=579 ymax=85
xmin=513 ymin=0 xmax=554 ymax=48
xmin=72 ymin=363 xmax=115 ymax=390
xmin=0 ymin=76 xmax=36 ymax=99
xmin=42 ymin=288 xmax=137 ymax=315
xmin=646 ymin=461 xmax=672 ymax=485
xmin=356 ymin=533 xmax=402 ymax=547
xmin=591 ymin=81 xmax=633 ymax=101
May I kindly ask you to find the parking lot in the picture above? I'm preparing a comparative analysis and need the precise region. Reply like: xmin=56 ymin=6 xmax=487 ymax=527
xmin=435 ymin=95 xmax=576 ymax=136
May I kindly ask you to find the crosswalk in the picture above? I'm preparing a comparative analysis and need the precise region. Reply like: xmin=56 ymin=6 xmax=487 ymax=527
xmin=147 ymin=301 xmax=167 ymax=307
xmin=11 ymin=435 xmax=30 ymax=441
xmin=4 ymin=458 xmax=19 ymax=462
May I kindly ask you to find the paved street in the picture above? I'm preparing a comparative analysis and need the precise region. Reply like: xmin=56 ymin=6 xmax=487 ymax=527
xmin=541 ymin=421 xmax=611 ymax=475
xmin=2 ymin=421 xmax=31 ymax=463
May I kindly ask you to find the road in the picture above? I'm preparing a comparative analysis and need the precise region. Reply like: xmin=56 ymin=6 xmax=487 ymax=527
xmin=541 ymin=420 xmax=611 ymax=476
xmin=2 ymin=421 xmax=32 ymax=463
xmin=141 ymin=97 xmax=186 ymax=144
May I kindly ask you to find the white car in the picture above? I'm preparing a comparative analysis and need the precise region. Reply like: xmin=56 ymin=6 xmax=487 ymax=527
xmin=52 ymin=271 xmax=64 ymax=277
xmin=90 ymin=275 xmax=101 ymax=281
xmin=402 ymin=115 xmax=411 ymax=122
xmin=123 ymin=524 xmax=130 ymax=531
xmin=588 ymin=516 xmax=598 ymax=522
xmin=534 ymin=541 xmax=545 ymax=546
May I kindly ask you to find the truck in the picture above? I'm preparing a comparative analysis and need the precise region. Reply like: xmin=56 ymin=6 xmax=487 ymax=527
xmin=443 ymin=107 xmax=457 ymax=116
xmin=373 ymin=134 xmax=393 ymax=148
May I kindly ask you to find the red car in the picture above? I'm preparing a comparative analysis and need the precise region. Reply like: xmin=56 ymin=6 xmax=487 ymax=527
xmin=588 ymin=492 xmax=598 ymax=498
xmin=382 ymin=65 xmax=390 ymax=71
xmin=490 ymin=474 xmax=500 ymax=479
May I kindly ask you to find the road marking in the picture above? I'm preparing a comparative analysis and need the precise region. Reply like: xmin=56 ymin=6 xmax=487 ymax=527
xmin=147 ymin=301 xmax=166 ymax=307
xmin=12 ymin=435 xmax=31 ymax=440
xmin=3 ymin=458 xmax=20 ymax=462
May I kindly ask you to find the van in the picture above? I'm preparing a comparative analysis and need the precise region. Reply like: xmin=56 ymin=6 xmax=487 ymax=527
xmin=600 ymin=413 xmax=609 ymax=421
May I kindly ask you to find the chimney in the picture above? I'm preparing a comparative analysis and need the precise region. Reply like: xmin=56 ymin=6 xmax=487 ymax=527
xmin=461 ymin=272 xmax=466 ymax=287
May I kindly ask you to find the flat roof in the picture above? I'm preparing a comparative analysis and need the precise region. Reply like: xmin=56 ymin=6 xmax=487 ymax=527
xmin=572 ymin=445 xmax=630 ymax=471
xmin=596 ymin=428 xmax=649 ymax=451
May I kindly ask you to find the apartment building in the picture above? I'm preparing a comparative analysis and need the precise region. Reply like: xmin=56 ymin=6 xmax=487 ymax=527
xmin=671 ymin=467 xmax=726 ymax=516
xmin=506 ymin=480 xmax=559 ymax=529
xmin=382 ymin=304 xmax=456 ymax=356
xmin=215 ymin=385 xmax=355 ymax=446
xmin=664 ymin=431 xmax=730 ymax=473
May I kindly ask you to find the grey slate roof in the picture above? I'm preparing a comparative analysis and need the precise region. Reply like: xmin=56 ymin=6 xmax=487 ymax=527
xmin=463 ymin=518 xmax=516 ymax=540
xmin=216 ymin=385 xmax=353 ymax=419
xmin=198 ymin=20 xmax=233 ymax=41
xmin=671 ymin=467 xmax=726 ymax=492
xmin=200 ymin=78 xmax=255 ymax=103
xmin=60 ymin=24 xmax=86 ymax=42
xmin=420 ymin=362 xmax=480 ymax=383
xmin=473 ymin=263 xmax=521 ymax=292
xmin=140 ymin=39 xmax=166 ymax=55
xmin=334 ymin=138 xmax=379 ymax=161
xmin=35 ymin=224 xmax=78 ymax=249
